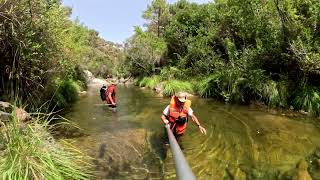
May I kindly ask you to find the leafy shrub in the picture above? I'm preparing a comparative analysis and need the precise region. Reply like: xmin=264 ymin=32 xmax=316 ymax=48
xmin=262 ymin=80 xmax=288 ymax=107
xmin=195 ymin=73 xmax=221 ymax=98
xmin=53 ymin=79 xmax=80 ymax=109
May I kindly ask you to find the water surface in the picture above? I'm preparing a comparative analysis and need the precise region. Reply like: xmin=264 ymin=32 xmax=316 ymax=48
xmin=65 ymin=81 xmax=320 ymax=179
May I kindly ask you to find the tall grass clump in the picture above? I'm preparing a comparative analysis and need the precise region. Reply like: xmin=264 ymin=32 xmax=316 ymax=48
xmin=162 ymin=80 xmax=193 ymax=96
xmin=262 ymin=80 xmax=288 ymax=107
xmin=145 ymin=76 xmax=161 ymax=89
xmin=53 ymin=79 xmax=81 ymax=109
xmin=292 ymin=85 xmax=320 ymax=116
xmin=0 ymin=110 xmax=93 ymax=179
xmin=138 ymin=76 xmax=160 ymax=89
xmin=195 ymin=73 xmax=221 ymax=98
xmin=195 ymin=69 xmax=268 ymax=103
xmin=138 ymin=77 xmax=151 ymax=87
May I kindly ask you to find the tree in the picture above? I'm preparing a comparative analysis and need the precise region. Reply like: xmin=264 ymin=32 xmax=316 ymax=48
xmin=143 ymin=0 xmax=170 ymax=37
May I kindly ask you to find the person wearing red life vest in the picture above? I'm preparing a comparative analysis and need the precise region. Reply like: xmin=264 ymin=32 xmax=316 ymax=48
xmin=105 ymin=80 xmax=117 ymax=108
xmin=161 ymin=92 xmax=207 ymax=138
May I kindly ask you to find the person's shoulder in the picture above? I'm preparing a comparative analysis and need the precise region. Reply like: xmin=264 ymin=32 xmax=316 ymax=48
xmin=109 ymin=85 xmax=115 ymax=91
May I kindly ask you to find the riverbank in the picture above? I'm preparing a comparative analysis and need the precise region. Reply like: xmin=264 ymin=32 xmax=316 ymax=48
xmin=135 ymin=76 xmax=320 ymax=124
xmin=0 ymin=102 xmax=92 ymax=179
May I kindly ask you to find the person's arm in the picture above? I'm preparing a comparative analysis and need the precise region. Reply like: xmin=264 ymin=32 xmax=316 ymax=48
xmin=190 ymin=114 xmax=207 ymax=135
xmin=161 ymin=114 xmax=169 ymax=124
xmin=108 ymin=92 xmax=115 ymax=105
xmin=161 ymin=106 xmax=170 ymax=125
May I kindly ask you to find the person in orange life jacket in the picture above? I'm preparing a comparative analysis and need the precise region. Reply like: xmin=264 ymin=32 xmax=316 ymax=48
xmin=105 ymin=80 xmax=117 ymax=108
xmin=161 ymin=92 xmax=207 ymax=137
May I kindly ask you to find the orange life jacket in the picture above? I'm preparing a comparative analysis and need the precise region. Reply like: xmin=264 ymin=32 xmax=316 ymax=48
xmin=168 ymin=96 xmax=191 ymax=135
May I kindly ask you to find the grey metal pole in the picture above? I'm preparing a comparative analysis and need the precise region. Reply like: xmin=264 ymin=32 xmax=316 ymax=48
xmin=165 ymin=124 xmax=196 ymax=180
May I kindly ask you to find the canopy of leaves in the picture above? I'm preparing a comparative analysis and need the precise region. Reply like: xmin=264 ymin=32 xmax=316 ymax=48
xmin=0 ymin=0 xmax=123 ymax=106
xmin=123 ymin=0 xmax=320 ymax=113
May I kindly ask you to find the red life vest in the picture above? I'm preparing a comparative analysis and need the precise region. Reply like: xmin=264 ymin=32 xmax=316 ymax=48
xmin=168 ymin=96 xmax=191 ymax=135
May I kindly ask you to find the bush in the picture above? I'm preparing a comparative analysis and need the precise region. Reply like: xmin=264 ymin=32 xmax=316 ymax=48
xmin=53 ymin=79 xmax=81 ymax=109
xmin=138 ymin=77 xmax=151 ymax=87
xmin=195 ymin=73 xmax=221 ymax=98
xmin=0 ymin=110 xmax=92 ymax=179
xmin=292 ymin=85 xmax=320 ymax=116
xmin=262 ymin=80 xmax=288 ymax=107
xmin=145 ymin=76 xmax=161 ymax=89
xmin=162 ymin=80 xmax=193 ymax=97
xmin=160 ymin=67 xmax=186 ymax=81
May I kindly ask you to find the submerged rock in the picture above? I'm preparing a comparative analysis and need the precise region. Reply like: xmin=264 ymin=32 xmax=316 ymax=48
xmin=69 ymin=129 xmax=161 ymax=179
xmin=292 ymin=160 xmax=312 ymax=180
xmin=305 ymin=148 xmax=320 ymax=179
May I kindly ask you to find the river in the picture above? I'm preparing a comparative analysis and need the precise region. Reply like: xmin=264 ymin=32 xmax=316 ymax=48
xmin=63 ymin=80 xmax=320 ymax=179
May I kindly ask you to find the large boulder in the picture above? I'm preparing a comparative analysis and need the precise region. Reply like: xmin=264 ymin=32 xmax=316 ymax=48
xmin=295 ymin=160 xmax=312 ymax=180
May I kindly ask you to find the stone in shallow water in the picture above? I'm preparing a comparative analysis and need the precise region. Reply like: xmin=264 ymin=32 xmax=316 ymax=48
xmin=69 ymin=129 xmax=162 ymax=179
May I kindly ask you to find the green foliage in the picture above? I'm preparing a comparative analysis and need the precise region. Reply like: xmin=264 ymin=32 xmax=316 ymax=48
xmin=85 ymin=30 xmax=124 ymax=78
xmin=138 ymin=76 xmax=193 ymax=97
xmin=124 ymin=0 xmax=320 ymax=114
xmin=53 ymin=79 xmax=80 ymax=109
xmin=124 ymin=27 xmax=167 ymax=76
xmin=143 ymin=0 xmax=170 ymax=36
xmin=293 ymin=85 xmax=320 ymax=116
xmin=195 ymin=73 xmax=221 ymax=98
xmin=138 ymin=77 xmax=151 ymax=87
xmin=195 ymin=70 xmax=264 ymax=103
xmin=262 ymin=81 xmax=288 ymax=107
xmin=159 ymin=67 xmax=187 ymax=81
xmin=138 ymin=76 xmax=161 ymax=89
xmin=0 ymin=110 xmax=92 ymax=179
xmin=145 ymin=76 xmax=161 ymax=89
xmin=162 ymin=80 xmax=193 ymax=97
xmin=0 ymin=0 xmax=123 ymax=107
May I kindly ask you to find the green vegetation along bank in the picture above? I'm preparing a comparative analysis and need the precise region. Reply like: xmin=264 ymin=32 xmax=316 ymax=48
xmin=0 ymin=0 xmax=124 ymax=179
xmin=0 ymin=103 xmax=93 ymax=179
xmin=0 ymin=0 xmax=124 ymax=111
xmin=123 ymin=0 xmax=320 ymax=116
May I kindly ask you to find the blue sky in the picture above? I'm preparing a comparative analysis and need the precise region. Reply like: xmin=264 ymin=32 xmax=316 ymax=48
xmin=62 ymin=0 xmax=211 ymax=44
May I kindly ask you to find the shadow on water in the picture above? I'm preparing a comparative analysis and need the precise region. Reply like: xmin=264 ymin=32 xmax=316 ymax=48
xmin=63 ymin=81 xmax=320 ymax=179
